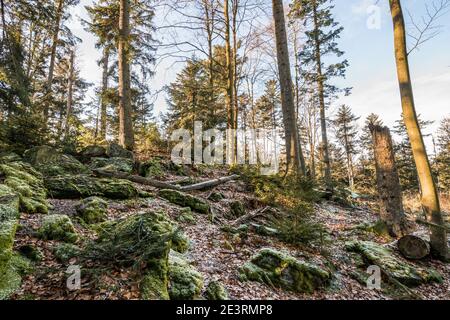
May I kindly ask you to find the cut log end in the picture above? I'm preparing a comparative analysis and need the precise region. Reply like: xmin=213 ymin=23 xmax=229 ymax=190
xmin=397 ymin=235 xmax=430 ymax=260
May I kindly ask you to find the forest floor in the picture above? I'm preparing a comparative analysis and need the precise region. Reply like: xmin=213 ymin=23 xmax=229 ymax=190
xmin=10 ymin=165 xmax=450 ymax=300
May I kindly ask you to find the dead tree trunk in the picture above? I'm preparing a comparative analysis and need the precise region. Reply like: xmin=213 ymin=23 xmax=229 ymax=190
xmin=370 ymin=125 xmax=410 ymax=237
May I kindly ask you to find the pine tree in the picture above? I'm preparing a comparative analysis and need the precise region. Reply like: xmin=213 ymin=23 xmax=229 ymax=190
xmin=332 ymin=105 xmax=360 ymax=190
xmin=290 ymin=0 xmax=349 ymax=190
xmin=434 ymin=117 xmax=450 ymax=192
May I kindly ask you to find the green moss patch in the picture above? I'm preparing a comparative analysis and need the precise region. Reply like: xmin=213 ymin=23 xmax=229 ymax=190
xmin=239 ymin=248 xmax=331 ymax=293
xmin=45 ymin=175 xmax=138 ymax=199
xmin=205 ymin=280 xmax=229 ymax=300
xmin=38 ymin=214 xmax=78 ymax=243
xmin=159 ymin=189 xmax=210 ymax=214
xmin=89 ymin=157 xmax=134 ymax=174
xmin=345 ymin=240 xmax=443 ymax=287
xmin=75 ymin=196 xmax=108 ymax=224
xmin=168 ymin=251 xmax=203 ymax=300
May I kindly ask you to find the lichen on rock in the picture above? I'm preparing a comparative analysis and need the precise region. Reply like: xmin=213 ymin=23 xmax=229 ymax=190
xmin=167 ymin=251 xmax=203 ymax=300
xmin=75 ymin=196 xmax=108 ymax=224
xmin=345 ymin=240 xmax=443 ymax=287
xmin=159 ymin=189 xmax=210 ymax=214
xmin=89 ymin=157 xmax=134 ymax=174
xmin=45 ymin=174 xmax=138 ymax=199
xmin=38 ymin=214 xmax=78 ymax=243
xmin=24 ymin=146 xmax=91 ymax=176
xmin=239 ymin=248 xmax=331 ymax=293
xmin=205 ymin=280 xmax=229 ymax=300
xmin=0 ymin=161 xmax=48 ymax=214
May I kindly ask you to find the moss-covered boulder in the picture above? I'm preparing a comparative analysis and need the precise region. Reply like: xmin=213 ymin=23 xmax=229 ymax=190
xmin=0 ymin=220 xmax=18 ymax=274
xmin=208 ymin=192 xmax=225 ymax=202
xmin=0 ymin=152 xmax=22 ymax=163
xmin=168 ymin=251 xmax=203 ymax=300
xmin=159 ymin=189 xmax=210 ymax=214
xmin=24 ymin=146 xmax=91 ymax=176
xmin=345 ymin=240 xmax=442 ymax=287
xmin=205 ymin=280 xmax=229 ymax=300
xmin=0 ymin=185 xmax=20 ymax=221
xmin=0 ymin=161 xmax=48 ymax=214
xmin=172 ymin=229 xmax=189 ymax=254
xmin=89 ymin=157 xmax=134 ymax=173
xmin=45 ymin=174 xmax=138 ymax=199
xmin=106 ymin=143 xmax=134 ymax=160
xmin=53 ymin=243 xmax=81 ymax=263
xmin=0 ymin=253 xmax=32 ymax=300
xmin=229 ymin=200 xmax=246 ymax=218
xmin=239 ymin=248 xmax=331 ymax=293
xmin=75 ymin=196 xmax=108 ymax=224
xmin=79 ymin=145 xmax=107 ymax=161
xmin=176 ymin=208 xmax=196 ymax=224
xmin=139 ymin=158 xmax=164 ymax=178
xmin=38 ymin=214 xmax=78 ymax=243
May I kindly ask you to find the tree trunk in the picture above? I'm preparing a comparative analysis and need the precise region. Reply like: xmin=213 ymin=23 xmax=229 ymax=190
xmin=389 ymin=0 xmax=448 ymax=260
xmin=371 ymin=125 xmax=410 ymax=237
xmin=63 ymin=49 xmax=74 ymax=141
xmin=100 ymin=47 xmax=109 ymax=140
xmin=224 ymin=0 xmax=235 ymax=163
xmin=312 ymin=0 xmax=332 ymax=191
xmin=44 ymin=0 xmax=65 ymax=122
xmin=271 ymin=0 xmax=306 ymax=175
xmin=397 ymin=235 xmax=430 ymax=260
xmin=118 ymin=0 xmax=134 ymax=150
xmin=232 ymin=0 xmax=239 ymax=163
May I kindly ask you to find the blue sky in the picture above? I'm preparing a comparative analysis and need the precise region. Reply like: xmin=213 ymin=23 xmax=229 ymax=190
xmin=71 ymin=0 xmax=450 ymax=147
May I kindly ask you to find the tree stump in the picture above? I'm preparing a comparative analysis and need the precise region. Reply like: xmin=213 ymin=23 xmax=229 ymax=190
xmin=397 ymin=235 xmax=430 ymax=260
xmin=370 ymin=125 xmax=410 ymax=237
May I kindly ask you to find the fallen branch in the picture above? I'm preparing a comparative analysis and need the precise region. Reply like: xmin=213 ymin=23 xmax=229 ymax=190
xmin=180 ymin=174 xmax=239 ymax=191
xmin=92 ymin=169 xmax=181 ymax=190
xmin=415 ymin=218 xmax=450 ymax=232
xmin=231 ymin=206 xmax=271 ymax=226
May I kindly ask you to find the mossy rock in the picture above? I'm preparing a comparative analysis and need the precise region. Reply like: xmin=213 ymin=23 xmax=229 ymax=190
xmin=24 ymin=146 xmax=91 ymax=177
xmin=354 ymin=220 xmax=391 ymax=237
xmin=345 ymin=240 xmax=443 ymax=287
xmin=53 ymin=243 xmax=81 ymax=263
xmin=0 ymin=253 xmax=31 ymax=300
xmin=0 ymin=185 xmax=20 ymax=221
xmin=0 ymin=219 xmax=18 ymax=274
xmin=172 ymin=229 xmax=190 ymax=254
xmin=205 ymin=280 xmax=229 ymax=300
xmin=208 ymin=192 xmax=225 ymax=202
xmin=140 ymin=158 xmax=164 ymax=178
xmin=168 ymin=251 xmax=203 ymax=300
xmin=0 ymin=152 xmax=22 ymax=163
xmin=159 ymin=189 xmax=210 ymax=214
xmin=176 ymin=208 xmax=196 ymax=224
xmin=0 ymin=162 xmax=48 ymax=214
xmin=239 ymin=248 xmax=331 ymax=293
xmin=38 ymin=214 xmax=78 ymax=243
xmin=18 ymin=244 xmax=43 ymax=262
xmin=106 ymin=143 xmax=134 ymax=160
xmin=75 ymin=196 xmax=108 ymax=224
xmin=45 ymin=175 xmax=138 ymax=199
xmin=89 ymin=157 xmax=134 ymax=174
xmin=79 ymin=145 xmax=107 ymax=161
xmin=229 ymin=200 xmax=246 ymax=218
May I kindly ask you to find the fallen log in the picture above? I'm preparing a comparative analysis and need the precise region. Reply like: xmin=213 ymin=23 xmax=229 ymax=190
xmin=180 ymin=174 xmax=239 ymax=191
xmin=397 ymin=235 xmax=430 ymax=260
xmin=415 ymin=218 xmax=450 ymax=232
xmin=92 ymin=169 xmax=181 ymax=190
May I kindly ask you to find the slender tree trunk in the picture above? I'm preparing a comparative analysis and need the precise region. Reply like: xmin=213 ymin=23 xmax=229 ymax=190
xmin=63 ymin=49 xmax=74 ymax=141
xmin=224 ymin=0 xmax=235 ymax=163
xmin=312 ymin=0 xmax=332 ymax=191
xmin=371 ymin=125 xmax=410 ymax=237
xmin=44 ymin=0 xmax=65 ymax=122
xmin=100 ymin=47 xmax=109 ymax=140
xmin=389 ymin=0 xmax=448 ymax=260
xmin=118 ymin=0 xmax=134 ymax=150
xmin=232 ymin=0 xmax=239 ymax=162
xmin=271 ymin=0 xmax=306 ymax=175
